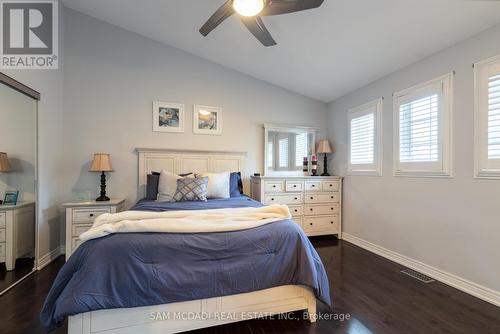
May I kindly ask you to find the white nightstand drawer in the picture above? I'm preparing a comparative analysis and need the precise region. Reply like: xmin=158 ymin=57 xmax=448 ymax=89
xmin=322 ymin=181 xmax=339 ymax=192
xmin=0 ymin=242 xmax=5 ymax=260
xmin=292 ymin=217 xmax=302 ymax=228
xmin=264 ymin=194 xmax=302 ymax=205
xmin=264 ymin=181 xmax=284 ymax=193
xmin=305 ymin=193 xmax=339 ymax=203
xmin=72 ymin=224 xmax=93 ymax=237
xmin=305 ymin=181 xmax=321 ymax=192
xmin=71 ymin=237 xmax=84 ymax=251
xmin=288 ymin=205 xmax=303 ymax=216
xmin=0 ymin=228 xmax=5 ymax=242
xmin=304 ymin=204 xmax=339 ymax=216
xmin=303 ymin=216 xmax=339 ymax=234
xmin=0 ymin=213 xmax=5 ymax=228
xmin=73 ymin=208 xmax=110 ymax=222
xmin=285 ymin=181 xmax=303 ymax=192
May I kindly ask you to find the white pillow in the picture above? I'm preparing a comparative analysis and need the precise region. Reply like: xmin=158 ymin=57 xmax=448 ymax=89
xmin=198 ymin=172 xmax=230 ymax=199
xmin=157 ymin=170 xmax=181 ymax=202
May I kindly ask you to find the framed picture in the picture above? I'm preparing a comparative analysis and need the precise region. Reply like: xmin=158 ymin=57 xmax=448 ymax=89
xmin=3 ymin=190 xmax=19 ymax=205
xmin=193 ymin=105 xmax=222 ymax=135
xmin=153 ymin=101 xmax=185 ymax=133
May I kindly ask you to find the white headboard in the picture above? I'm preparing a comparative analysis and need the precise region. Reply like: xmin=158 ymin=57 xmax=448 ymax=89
xmin=136 ymin=148 xmax=247 ymax=198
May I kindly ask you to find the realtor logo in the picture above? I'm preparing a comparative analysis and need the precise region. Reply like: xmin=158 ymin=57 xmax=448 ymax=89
xmin=1 ymin=0 xmax=58 ymax=69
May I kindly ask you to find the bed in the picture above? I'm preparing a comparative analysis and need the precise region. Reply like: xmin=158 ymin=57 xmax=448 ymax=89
xmin=40 ymin=149 xmax=331 ymax=334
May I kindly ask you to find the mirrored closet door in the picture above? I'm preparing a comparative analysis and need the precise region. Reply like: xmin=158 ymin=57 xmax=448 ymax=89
xmin=0 ymin=73 xmax=39 ymax=295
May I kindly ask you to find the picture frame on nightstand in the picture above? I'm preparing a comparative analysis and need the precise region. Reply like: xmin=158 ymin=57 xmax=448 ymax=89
xmin=3 ymin=191 xmax=19 ymax=205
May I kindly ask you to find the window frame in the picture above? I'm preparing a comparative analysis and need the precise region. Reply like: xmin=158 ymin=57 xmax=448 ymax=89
xmin=393 ymin=73 xmax=453 ymax=178
xmin=474 ymin=54 xmax=500 ymax=179
xmin=347 ymin=98 xmax=383 ymax=176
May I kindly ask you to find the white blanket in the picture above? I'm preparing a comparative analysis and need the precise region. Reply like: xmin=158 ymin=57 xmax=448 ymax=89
xmin=79 ymin=204 xmax=291 ymax=241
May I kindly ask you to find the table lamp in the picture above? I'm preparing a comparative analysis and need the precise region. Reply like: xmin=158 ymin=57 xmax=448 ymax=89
xmin=316 ymin=140 xmax=333 ymax=176
xmin=0 ymin=152 xmax=12 ymax=205
xmin=89 ymin=153 xmax=113 ymax=201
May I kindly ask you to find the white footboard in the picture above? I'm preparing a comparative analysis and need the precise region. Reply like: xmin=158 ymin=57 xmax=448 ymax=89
xmin=68 ymin=285 xmax=316 ymax=334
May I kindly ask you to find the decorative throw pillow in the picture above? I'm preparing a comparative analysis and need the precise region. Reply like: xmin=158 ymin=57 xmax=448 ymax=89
xmin=157 ymin=170 xmax=182 ymax=202
xmin=197 ymin=172 xmax=230 ymax=199
xmin=229 ymin=172 xmax=243 ymax=197
xmin=146 ymin=173 xmax=160 ymax=200
xmin=172 ymin=177 xmax=208 ymax=202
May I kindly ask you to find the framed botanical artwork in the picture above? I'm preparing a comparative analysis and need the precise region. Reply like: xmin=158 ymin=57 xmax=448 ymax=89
xmin=153 ymin=101 xmax=185 ymax=133
xmin=193 ymin=105 xmax=222 ymax=135
xmin=3 ymin=190 xmax=19 ymax=205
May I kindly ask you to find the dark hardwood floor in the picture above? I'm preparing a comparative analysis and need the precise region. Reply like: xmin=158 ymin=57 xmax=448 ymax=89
xmin=1 ymin=238 xmax=499 ymax=334
xmin=0 ymin=258 xmax=35 ymax=292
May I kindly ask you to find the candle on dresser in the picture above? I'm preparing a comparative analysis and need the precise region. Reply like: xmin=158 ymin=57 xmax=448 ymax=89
xmin=311 ymin=155 xmax=318 ymax=176
xmin=303 ymin=157 xmax=308 ymax=176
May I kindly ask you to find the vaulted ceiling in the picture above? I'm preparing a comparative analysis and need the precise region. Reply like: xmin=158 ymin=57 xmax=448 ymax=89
xmin=62 ymin=0 xmax=500 ymax=102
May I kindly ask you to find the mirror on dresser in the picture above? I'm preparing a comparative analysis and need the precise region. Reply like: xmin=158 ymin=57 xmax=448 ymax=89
xmin=0 ymin=73 xmax=39 ymax=295
xmin=264 ymin=123 xmax=318 ymax=176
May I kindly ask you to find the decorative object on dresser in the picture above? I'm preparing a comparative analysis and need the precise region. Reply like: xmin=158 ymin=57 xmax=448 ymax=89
xmin=3 ymin=191 xmax=19 ymax=206
xmin=152 ymin=101 xmax=185 ymax=133
xmin=316 ymin=139 xmax=333 ymax=176
xmin=89 ymin=153 xmax=114 ymax=201
xmin=193 ymin=105 xmax=222 ymax=135
xmin=311 ymin=155 xmax=318 ymax=176
xmin=0 ymin=152 xmax=12 ymax=205
xmin=0 ymin=202 xmax=35 ymax=272
xmin=64 ymin=199 xmax=125 ymax=260
xmin=251 ymin=176 xmax=342 ymax=238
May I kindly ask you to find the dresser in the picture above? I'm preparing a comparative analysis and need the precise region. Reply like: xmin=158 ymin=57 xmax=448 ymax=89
xmin=64 ymin=199 xmax=125 ymax=260
xmin=0 ymin=202 xmax=35 ymax=271
xmin=250 ymin=176 xmax=342 ymax=238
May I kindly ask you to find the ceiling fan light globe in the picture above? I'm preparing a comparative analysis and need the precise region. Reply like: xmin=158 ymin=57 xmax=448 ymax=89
xmin=233 ymin=0 xmax=264 ymax=17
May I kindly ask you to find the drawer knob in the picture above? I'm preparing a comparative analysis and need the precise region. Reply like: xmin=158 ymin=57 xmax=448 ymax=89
xmin=294 ymin=197 xmax=298 ymax=200
xmin=294 ymin=209 xmax=298 ymax=212
xmin=310 ymin=208 xmax=313 ymax=211
xmin=330 ymin=184 xmax=332 ymax=187
xmin=331 ymin=221 xmax=334 ymax=224
xmin=271 ymin=198 xmax=274 ymax=201
xmin=331 ymin=196 xmax=334 ymax=199
xmin=89 ymin=214 xmax=94 ymax=217
xmin=331 ymin=207 xmax=334 ymax=210
xmin=310 ymin=197 xmax=313 ymax=200
xmin=309 ymin=223 xmax=313 ymax=226
xmin=312 ymin=185 xmax=315 ymax=187
xmin=293 ymin=185 xmax=297 ymax=188
xmin=273 ymin=185 xmax=276 ymax=188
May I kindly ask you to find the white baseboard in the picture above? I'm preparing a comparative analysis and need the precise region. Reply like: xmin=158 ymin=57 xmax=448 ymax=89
xmin=37 ymin=245 xmax=64 ymax=270
xmin=342 ymin=232 xmax=500 ymax=307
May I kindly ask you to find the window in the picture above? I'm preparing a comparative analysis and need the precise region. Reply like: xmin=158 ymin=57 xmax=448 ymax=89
xmin=393 ymin=73 xmax=453 ymax=177
xmin=278 ymin=137 xmax=289 ymax=168
xmin=347 ymin=98 xmax=383 ymax=176
xmin=474 ymin=55 xmax=500 ymax=178
xmin=295 ymin=132 xmax=307 ymax=167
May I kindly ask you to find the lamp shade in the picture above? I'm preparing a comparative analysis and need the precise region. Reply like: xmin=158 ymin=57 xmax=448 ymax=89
xmin=0 ymin=152 xmax=12 ymax=172
xmin=316 ymin=140 xmax=333 ymax=154
xmin=89 ymin=153 xmax=113 ymax=172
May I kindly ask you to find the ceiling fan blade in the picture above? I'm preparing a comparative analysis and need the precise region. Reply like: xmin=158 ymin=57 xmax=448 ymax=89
xmin=240 ymin=17 xmax=277 ymax=47
xmin=199 ymin=0 xmax=235 ymax=36
xmin=260 ymin=0 xmax=324 ymax=16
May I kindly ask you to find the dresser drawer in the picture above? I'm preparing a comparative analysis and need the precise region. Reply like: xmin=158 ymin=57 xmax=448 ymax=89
xmin=0 ymin=213 xmax=5 ymax=228
xmin=305 ymin=181 xmax=321 ymax=192
xmin=322 ymin=181 xmax=339 ymax=192
xmin=285 ymin=181 xmax=303 ymax=192
xmin=304 ymin=193 xmax=340 ymax=203
xmin=288 ymin=205 xmax=303 ymax=217
xmin=264 ymin=181 xmax=285 ymax=193
xmin=304 ymin=204 xmax=339 ymax=216
xmin=73 ymin=208 xmax=110 ymax=222
xmin=263 ymin=194 xmax=302 ymax=205
xmin=0 ymin=242 xmax=5 ymax=260
xmin=303 ymin=216 xmax=339 ymax=234
xmin=72 ymin=224 xmax=93 ymax=237
xmin=0 ymin=228 xmax=5 ymax=242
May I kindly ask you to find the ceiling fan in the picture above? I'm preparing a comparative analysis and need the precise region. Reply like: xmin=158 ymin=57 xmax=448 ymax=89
xmin=199 ymin=0 xmax=324 ymax=47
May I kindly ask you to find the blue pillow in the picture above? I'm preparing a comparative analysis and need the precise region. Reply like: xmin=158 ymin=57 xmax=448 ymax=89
xmin=230 ymin=172 xmax=243 ymax=197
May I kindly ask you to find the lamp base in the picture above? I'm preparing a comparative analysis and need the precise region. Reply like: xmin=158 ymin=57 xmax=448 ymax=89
xmin=321 ymin=172 xmax=331 ymax=176
xmin=95 ymin=195 xmax=110 ymax=202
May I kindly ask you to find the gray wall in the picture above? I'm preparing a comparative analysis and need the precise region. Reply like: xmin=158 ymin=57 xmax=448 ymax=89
xmin=62 ymin=9 xmax=328 ymax=207
xmin=327 ymin=23 xmax=500 ymax=292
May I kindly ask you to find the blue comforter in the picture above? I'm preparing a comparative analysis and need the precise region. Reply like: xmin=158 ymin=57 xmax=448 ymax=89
xmin=40 ymin=197 xmax=331 ymax=332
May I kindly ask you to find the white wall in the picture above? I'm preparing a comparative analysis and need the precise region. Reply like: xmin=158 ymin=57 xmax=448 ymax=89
xmin=62 ymin=9 xmax=328 ymax=207
xmin=2 ymin=0 xmax=65 ymax=265
xmin=327 ymin=23 xmax=500 ymax=293
xmin=0 ymin=83 xmax=36 ymax=202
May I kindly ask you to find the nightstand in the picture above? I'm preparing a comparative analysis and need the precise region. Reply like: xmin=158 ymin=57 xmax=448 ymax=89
xmin=63 ymin=199 xmax=125 ymax=260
